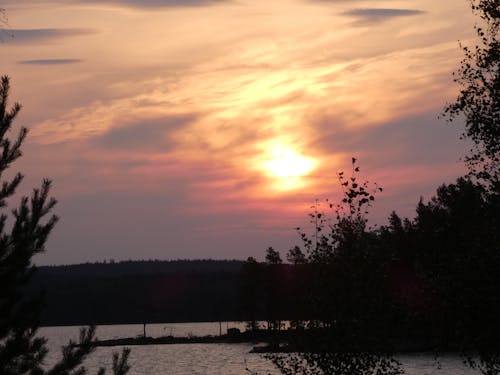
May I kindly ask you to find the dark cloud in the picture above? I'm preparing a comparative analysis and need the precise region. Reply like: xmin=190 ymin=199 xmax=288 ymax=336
xmin=343 ymin=8 xmax=426 ymax=25
xmin=92 ymin=115 xmax=195 ymax=151
xmin=3 ymin=28 xmax=95 ymax=44
xmin=19 ymin=59 xmax=82 ymax=65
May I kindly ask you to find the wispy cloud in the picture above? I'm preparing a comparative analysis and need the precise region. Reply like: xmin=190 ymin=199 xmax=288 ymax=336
xmin=4 ymin=28 xmax=95 ymax=44
xmin=311 ymin=111 xmax=465 ymax=168
xmin=343 ymin=8 xmax=426 ymax=25
xmin=19 ymin=59 xmax=83 ymax=65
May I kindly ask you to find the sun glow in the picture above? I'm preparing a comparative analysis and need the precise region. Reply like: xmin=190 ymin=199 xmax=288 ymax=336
xmin=262 ymin=145 xmax=316 ymax=190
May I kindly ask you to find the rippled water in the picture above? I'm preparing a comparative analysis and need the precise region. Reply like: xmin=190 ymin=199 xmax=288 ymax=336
xmin=39 ymin=323 xmax=480 ymax=374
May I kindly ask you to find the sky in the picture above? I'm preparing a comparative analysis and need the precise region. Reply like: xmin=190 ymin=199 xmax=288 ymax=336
xmin=0 ymin=0 xmax=476 ymax=265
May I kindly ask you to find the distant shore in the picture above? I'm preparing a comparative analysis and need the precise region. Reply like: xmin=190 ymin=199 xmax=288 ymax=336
xmin=92 ymin=334 xmax=250 ymax=347
xmin=90 ymin=331 xmax=284 ymax=352
xmin=91 ymin=331 xmax=442 ymax=354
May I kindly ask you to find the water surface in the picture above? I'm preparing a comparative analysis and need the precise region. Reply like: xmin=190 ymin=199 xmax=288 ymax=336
xmin=40 ymin=323 xmax=480 ymax=374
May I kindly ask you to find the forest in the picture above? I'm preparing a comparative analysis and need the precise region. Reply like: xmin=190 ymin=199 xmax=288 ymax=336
xmin=27 ymin=260 xmax=244 ymax=325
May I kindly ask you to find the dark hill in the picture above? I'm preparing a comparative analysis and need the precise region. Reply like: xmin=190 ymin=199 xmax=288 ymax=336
xmin=29 ymin=259 xmax=245 ymax=326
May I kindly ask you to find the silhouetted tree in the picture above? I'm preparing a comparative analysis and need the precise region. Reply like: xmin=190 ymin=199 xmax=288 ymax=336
xmin=265 ymin=247 xmax=282 ymax=264
xmin=258 ymin=163 xmax=499 ymax=375
xmin=413 ymin=178 xmax=500 ymax=373
xmin=0 ymin=75 xmax=130 ymax=375
xmin=267 ymin=159 xmax=402 ymax=375
xmin=286 ymin=246 xmax=306 ymax=265
xmin=442 ymin=1 xmax=500 ymax=369
xmin=444 ymin=0 xmax=500 ymax=184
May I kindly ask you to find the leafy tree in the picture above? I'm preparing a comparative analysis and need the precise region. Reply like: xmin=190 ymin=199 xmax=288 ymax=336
xmin=259 ymin=163 xmax=499 ymax=375
xmin=442 ymin=1 xmax=500 ymax=369
xmin=0 ymin=75 xmax=130 ymax=375
xmin=267 ymin=159 xmax=401 ymax=375
xmin=444 ymin=0 xmax=500 ymax=185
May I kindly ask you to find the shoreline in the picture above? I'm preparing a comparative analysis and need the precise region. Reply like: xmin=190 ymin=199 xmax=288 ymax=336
xmin=91 ymin=334 xmax=261 ymax=347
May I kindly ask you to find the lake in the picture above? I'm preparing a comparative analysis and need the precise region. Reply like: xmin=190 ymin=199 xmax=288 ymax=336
xmin=40 ymin=323 xmax=480 ymax=374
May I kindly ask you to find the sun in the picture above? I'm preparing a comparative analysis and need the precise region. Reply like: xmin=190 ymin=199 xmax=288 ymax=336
xmin=262 ymin=145 xmax=316 ymax=189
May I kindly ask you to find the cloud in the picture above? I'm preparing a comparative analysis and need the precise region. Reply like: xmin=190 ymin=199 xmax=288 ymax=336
xmin=343 ymin=8 xmax=426 ymax=25
xmin=92 ymin=115 xmax=196 ymax=152
xmin=19 ymin=59 xmax=82 ymax=65
xmin=3 ymin=28 xmax=95 ymax=44
xmin=311 ymin=110 xmax=466 ymax=169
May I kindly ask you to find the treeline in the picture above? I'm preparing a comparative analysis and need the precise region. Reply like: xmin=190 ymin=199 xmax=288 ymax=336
xmin=30 ymin=258 xmax=311 ymax=327
xmin=37 ymin=259 xmax=243 ymax=277
xmin=29 ymin=260 xmax=245 ymax=326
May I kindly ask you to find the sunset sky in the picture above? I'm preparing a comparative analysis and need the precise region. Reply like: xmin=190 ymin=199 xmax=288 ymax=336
xmin=1 ymin=0 xmax=475 ymax=265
